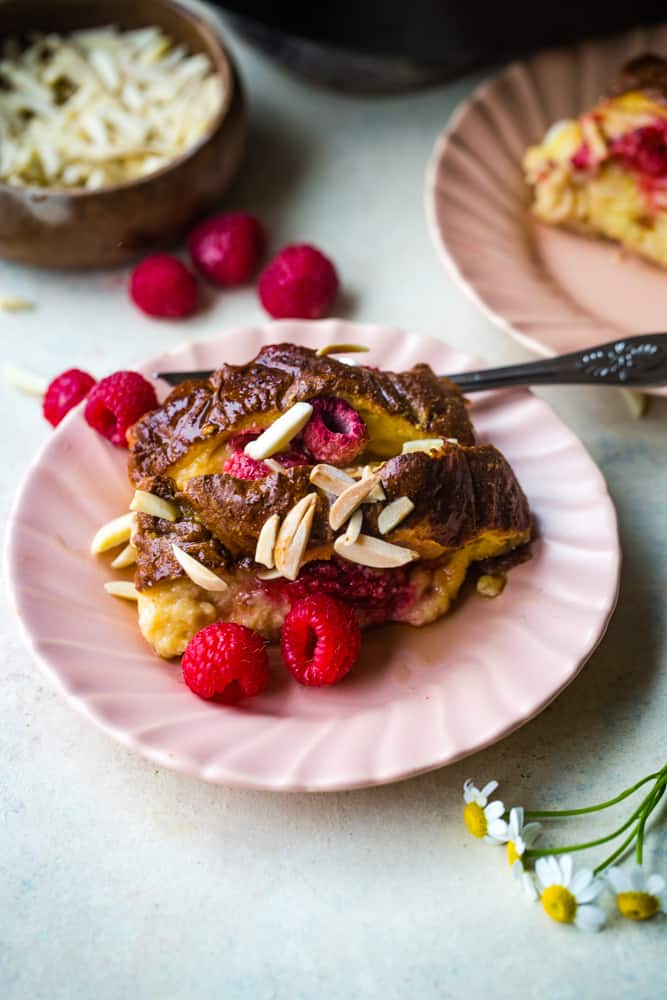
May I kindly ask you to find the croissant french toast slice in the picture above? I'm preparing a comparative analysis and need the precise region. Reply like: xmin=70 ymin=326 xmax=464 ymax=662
xmin=128 ymin=343 xmax=475 ymax=489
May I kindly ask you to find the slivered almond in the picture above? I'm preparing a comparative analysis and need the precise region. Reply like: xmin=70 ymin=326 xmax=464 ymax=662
xmin=378 ymin=496 xmax=414 ymax=535
xmin=244 ymin=402 xmax=313 ymax=460
xmin=263 ymin=458 xmax=286 ymax=475
xmin=104 ymin=580 xmax=140 ymax=601
xmin=0 ymin=296 xmax=33 ymax=312
xmin=130 ymin=489 xmax=178 ymax=521
xmin=333 ymin=533 xmax=417 ymax=568
xmin=343 ymin=508 xmax=363 ymax=544
xmin=476 ymin=574 xmax=506 ymax=598
xmin=172 ymin=544 xmax=228 ymax=592
xmin=91 ymin=511 xmax=135 ymax=554
xmin=3 ymin=364 xmax=48 ymax=396
xmin=329 ymin=473 xmax=382 ymax=531
xmin=309 ymin=463 xmax=355 ymax=496
xmin=402 ymin=438 xmax=445 ymax=455
xmin=256 ymin=567 xmax=284 ymax=580
xmin=255 ymin=514 xmax=280 ymax=569
xmin=111 ymin=542 xmax=138 ymax=569
xmin=274 ymin=493 xmax=317 ymax=581
xmin=315 ymin=343 xmax=370 ymax=358
xmin=361 ymin=465 xmax=385 ymax=502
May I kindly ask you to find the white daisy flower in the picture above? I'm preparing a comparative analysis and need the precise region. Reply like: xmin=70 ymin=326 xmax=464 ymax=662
xmin=606 ymin=866 xmax=665 ymax=921
xmin=504 ymin=807 xmax=541 ymax=868
xmin=462 ymin=779 xmax=507 ymax=843
xmin=535 ymin=854 xmax=606 ymax=931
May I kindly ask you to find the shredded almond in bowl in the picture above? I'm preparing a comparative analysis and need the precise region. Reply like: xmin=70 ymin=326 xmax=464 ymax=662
xmin=0 ymin=25 xmax=224 ymax=189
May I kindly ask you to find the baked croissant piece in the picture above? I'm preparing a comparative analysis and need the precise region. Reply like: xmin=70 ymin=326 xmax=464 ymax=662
xmin=126 ymin=344 xmax=532 ymax=658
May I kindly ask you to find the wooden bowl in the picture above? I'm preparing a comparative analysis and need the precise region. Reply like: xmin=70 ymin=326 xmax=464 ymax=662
xmin=0 ymin=0 xmax=246 ymax=269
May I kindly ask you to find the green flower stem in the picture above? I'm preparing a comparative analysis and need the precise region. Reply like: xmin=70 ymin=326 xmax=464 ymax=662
xmin=635 ymin=779 xmax=667 ymax=866
xmin=523 ymin=767 xmax=666 ymax=820
xmin=594 ymin=823 xmax=642 ymax=875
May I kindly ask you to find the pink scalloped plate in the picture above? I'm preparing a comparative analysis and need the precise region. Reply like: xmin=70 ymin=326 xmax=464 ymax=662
xmin=5 ymin=321 xmax=620 ymax=791
xmin=426 ymin=22 xmax=667 ymax=397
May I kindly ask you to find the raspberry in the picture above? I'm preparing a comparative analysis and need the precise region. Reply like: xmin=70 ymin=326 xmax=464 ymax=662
xmin=612 ymin=123 xmax=667 ymax=178
xmin=130 ymin=254 xmax=198 ymax=318
xmin=280 ymin=594 xmax=361 ymax=686
xmin=43 ymin=368 xmax=96 ymax=427
xmin=188 ymin=212 xmax=265 ymax=286
xmin=84 ymin=371 xmax=158 ymax=447
xmin=302 ymin=396 xmax=367 ymax=465
xmin=223 ymin=432 xmax=310 ymax=480
xmin=182 ymin=622 xmax=269 ymax=702
xmin=258 ymin=244 xmax=339 ymax=319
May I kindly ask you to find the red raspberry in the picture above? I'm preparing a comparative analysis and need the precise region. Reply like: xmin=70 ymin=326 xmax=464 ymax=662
xmin=612 ymin=122 xmax=667 ymax=178
xmin=280 ymin=594 xmax=361 ymax=686
xmin=258 ymin=244 xmax=339 ymax=319
xmin=84 ymin=371 xmax=158 ymax=447
xmin=302 ymin=396 xmax=367 ymax=465
xmin=188 ymin=212 xmax=265 ymax=286
xmin=182 ymin=622 xmax=269 ymax=702
xmin=223 ymin=432 xmax=310 ymax=479
xmin=43 ymin=368 xmax=96 ymax=427
xmin=130 ymin=254 xmax=198 ymax=318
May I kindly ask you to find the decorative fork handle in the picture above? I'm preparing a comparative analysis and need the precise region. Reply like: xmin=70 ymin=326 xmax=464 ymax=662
xmin=154 ymin=333 xmax=667 ymax=392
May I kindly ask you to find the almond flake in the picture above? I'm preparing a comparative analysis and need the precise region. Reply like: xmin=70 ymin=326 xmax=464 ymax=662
xmin=244 ymin=402 xmax=313 ymax=460
xmin=91 ymin=511 xmax=135 ymax=554
xmin=274 ymin=493 xmax=317 ymax=581
xmin=315 ymin=343 xmax=370 ymax=358
xmin=110 ymin=542 xmax=138 ymax=569
xmin=309 ymin=463 xmax=355 ymax=496
xmin=130 ymin=489 xmax=178 ymax=522
xmin=263 ymin=458 xmax=286 ymax=475
xmin=361 ymin=465 xmax=385 ymax=502
xmin=104 ymin=580 xmax=140 ymax=601
xmin=329 ymin=473 xmax=382 ymax=531
xmin=255 ymin=514 xmax=280 ymax=569
xmin=476 ymin=574 xmax=506 ymax=599
xmin=256 ymin=567 xmax=284 ymax=580
xmin=378 ymin=496 xmax=414 ymax=535
xmin=0 ymin=296 xmax=33 ymax=311
xmin=3 ymin=364 xmax=48 ymax=397
xmin=401 ymin=438 xmax=445 ymax=455
xmin=172 ymin=544 xmax=228 ymax=592
xmin=342 ymin=508 xmax=363 ymax=544
xmin=333 ymin=533 xmax=417 ymax=568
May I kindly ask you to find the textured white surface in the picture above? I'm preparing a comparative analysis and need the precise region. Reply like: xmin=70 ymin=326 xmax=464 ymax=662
xmin=1 ymin=15 xmax=666 ymax=1000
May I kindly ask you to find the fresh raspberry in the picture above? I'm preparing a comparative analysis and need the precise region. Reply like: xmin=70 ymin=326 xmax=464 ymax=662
xmin=302 ymin=396 xmax=367 ymax=465
xmin=182 ymin=622 xmax=269 ymax=703
xmin=612 ymin=122 xmax=667 ymax=178
xmin=84 ymin=371 xmax=158 ymax=447
xmin=188 ymin=212 xmax=265 ymax=286
xmin=43 ymin=368 xmax=96 ymax=427
xmin=280 ymin=594 xmax=361 ymax=686
xmin=130 ymin=254 xmax=198 ymax=318
xmin=223 ymin=431 xmax=310 ymax=480
xmin=258 ymin=244 xmax=339 ymax=319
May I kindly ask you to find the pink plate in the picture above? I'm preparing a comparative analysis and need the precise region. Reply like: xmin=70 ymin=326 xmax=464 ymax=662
xmin=5 ymin=321 xmax=620 ymax=791
xmin=426 ymin=22 xmax=667 ymax=397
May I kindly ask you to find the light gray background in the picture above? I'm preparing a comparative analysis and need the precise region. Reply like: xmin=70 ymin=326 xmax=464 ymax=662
xmin=1 ymin=13 xmax=665 ymax=1000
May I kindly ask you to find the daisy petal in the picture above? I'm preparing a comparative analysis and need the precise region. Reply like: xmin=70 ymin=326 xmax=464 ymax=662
xmin=486 ymin=818 xmax=509 ymax=841
xmin=605 ymin=867 xmax=628 ymax=894
xmin=510 ymin=806 xmax=524 ymax=835
xmin=522 ymin=872 xmax=539 ymax=902
xmin=576 ymin=878 xmax=604 ymax=905
xmin=574 ymin=904 xmax=605 ymax=932
xmin=522 ymin=822 xmax=541 ymax=846
xmin=512 ymin=859 xmax=524 ymax=880
xmin=560 ymin=854 xmax=573 ymax=888
xmin=570 ymin=868 xmax=594 ymax=897
xmin=514 ymin=835 xmax=526 ymax=856
xmin=630 ymin=868 xmax=647 ymax=893
xmin=647 ymin=874 xmax=666 ymax=896
xmin=485 ymin=800 xmax=505 ymax=821
xmin=535 ymin=857 xmax=554 ymax=890
xmin=480 ymin=780 xmax=499 ymax=802
xmin=463 ymin=779 xmax=475 ymax=804
xmin=545 ymin=855 xmax=563 ymax=886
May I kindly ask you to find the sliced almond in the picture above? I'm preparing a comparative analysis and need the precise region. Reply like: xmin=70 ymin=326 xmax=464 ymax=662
xmin=263 ymin=458 xmax=286 ymax=475
xmin=333 ymin=533 xmax=417 ymax=568
xmin=378 ymin=496 xmax=415 ymax=536
xmin=130 ymin=489 xmax=178 ymax=522
xmin=255 ymin=514 xmax=280 ymax=569
xmin=401 ymin=438 xmax=445 ymax=455
xmin=110 ymin=542 xmax=138 ymax=569
xmin=172 ymin=544 xmax=228 ymax=592
xmin=310 ymin=463 xmax=355 ymax=496
xmin=361 ymin=465 xmax=385 ymax=502
xmin=274 ymin=493 xmax=317 ymax=581
xmin=0 ymin=296 xmax=33 ymax=312
xmin=315 ymin=343 xmax=370 ymax=358
xmin=91 ymin=511 xmax=135 ymax=554
xmin=104 ymin=580 xmax=140 ymax=601
xmin=476 ymin=574 xmax=506 ymax=599
xmin=342 ymin=508 xmax=363 ymax=544
xmin=329 ymin=473 xmax=382 ymax=531
xmin=244 ymin=402 xmax=313 ymax=460
xmin=3 ymin=364 xmax=48 ymax=397
xmin=256 ymin=567 xmax=284 ymax=580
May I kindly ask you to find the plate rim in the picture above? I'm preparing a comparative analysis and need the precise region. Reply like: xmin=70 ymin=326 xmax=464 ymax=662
xmin=5 ymin=320 xmax=622 ymax=791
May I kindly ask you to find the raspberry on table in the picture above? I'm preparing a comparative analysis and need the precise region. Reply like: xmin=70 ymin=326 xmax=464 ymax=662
xmin=43 ymin=368 xmax=96 ymax=427
xmin=181 ymin=622 xmax=270 ymax=702
xmin=188 ymin=212 xmax=265 ymax=286
xmin=280 ymin=593 xmax=361 ymax=686
xmin=84 ymin=370 xmax=158 ymax=447
xmin=258 ymin=244 xmax=339 ymax=319
xmin=302 ymin=396 xmax=367 ymax=465
xmin=130 ymin=254 xmax=198 ymax=318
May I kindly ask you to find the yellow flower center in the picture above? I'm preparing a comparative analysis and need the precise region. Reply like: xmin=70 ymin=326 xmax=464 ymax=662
xmin=507 ymin=840 xmax=520 ymax=867
xmin=541 ymin=885 xmax=577 ymax=923
xmin=617 ymin=891 xmax=660 ymax=921
xmin=464 ymin=801 xmax=488 ymax=838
